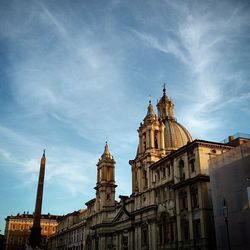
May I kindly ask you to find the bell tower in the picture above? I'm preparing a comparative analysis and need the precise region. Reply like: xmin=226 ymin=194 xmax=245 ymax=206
xmin=95 ymin=142 xmax=117 ymax=211
xmin=129 ymin=100 xmax=165 ymax=193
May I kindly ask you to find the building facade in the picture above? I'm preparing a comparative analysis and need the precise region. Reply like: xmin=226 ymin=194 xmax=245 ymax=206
xmin=4 ymin=213 xmax=60 ymax=250
xmin=48 ymin=88 xmax=245 ymax=250
xmin=209 ymin=138 xmax=250 ymax=250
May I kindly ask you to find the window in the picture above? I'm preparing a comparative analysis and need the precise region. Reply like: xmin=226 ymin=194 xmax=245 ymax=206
xmin=12 ymin=224 xmax=15 ymax=230
xmin=122 ymin=235 xmax=128 ymax=249
xmin=141 ymin=226 xmax=148 ymax=247
xmin=163 ymin=223 xmax=170 ymax=243
xmin=179 ymin=160 xmax=185 ymax=180
xmin=191 ymin=188 xmax=199 ymax=208
xmin=190 ymin=159 xmax=195 ymax=173
xmin=143 ymin=170 xmax=148 ymax=189
xmin=183 ymin=221 xmax=189 ymax=240
xmin=180 ymin=191 xmax=188 ymax=210
xmin=193 ymin=219 xmax=201 ymax=239
xmin=107 ymin=194 xmax=110 ymax=200
xmin=167 ymin=165 xmax=170 ymax=176
xmin=106 ymin=166 xmax=111 ymax=181
xmin=157 ymin=171 xmax=160 ymax=181
xmin=98 ymin=168 xmax=102 ymax=182
xmin=10 ymin=236 xmax=14 ymax=244
xmin=107 ymin=236 xmax=114 ymax=249
xmin=143 ymin=133 xmax=146 ymax=151
xmin=162 ymin=167 xmax=166 ymax=178
xmin=169 ymin=222 xmax=174 ymax=242
xmin=154 ymin=131 xmax=158 ymax=149
xmin=158 ymin=224 xmax=163 ymax=244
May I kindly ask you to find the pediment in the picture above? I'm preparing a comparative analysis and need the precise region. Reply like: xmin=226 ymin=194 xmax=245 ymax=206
xmin=112 ymin=208 xmax=130 ymax=223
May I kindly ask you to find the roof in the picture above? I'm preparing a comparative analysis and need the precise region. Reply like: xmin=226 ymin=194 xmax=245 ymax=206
xmin=5 ymin=213 xmax=62 ymax=221
xmin=164 ymin=118 xmax=193 ymax=150
xmin=150 ymin=138 xmax=234 ymax=169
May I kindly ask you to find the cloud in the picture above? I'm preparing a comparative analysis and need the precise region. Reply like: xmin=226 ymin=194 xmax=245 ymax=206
xmin=0 ymin=1 xmax=249 ymax=231
xmin=33 ymin=0 xmax=67 ymax=36
xmin=0 ymin=122 xmax=99 ymax=197
xmin=0 ymin=148 xmax=11 ymax=161
xmin=132 ymin=30 xmax=189 ymax=65
xmin=131 ymin=0 xmax=250 ymax=139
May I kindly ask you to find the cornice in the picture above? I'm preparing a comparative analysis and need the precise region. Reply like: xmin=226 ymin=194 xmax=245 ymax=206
xmin=172 ymin=174 xmax=210 ymax=190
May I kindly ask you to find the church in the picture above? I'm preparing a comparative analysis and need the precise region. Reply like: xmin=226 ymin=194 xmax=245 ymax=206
xmin=47 ymin=87 xmax=244 ymax=250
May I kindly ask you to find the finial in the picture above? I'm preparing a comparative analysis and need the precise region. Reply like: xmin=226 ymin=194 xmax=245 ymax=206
xmin=163 ymin=83 xmax=166 ymax=95
xmin=43 ymin=149 xmax=46 ymax=156
xmin=148 ymin=95 xmax=151 ymax=105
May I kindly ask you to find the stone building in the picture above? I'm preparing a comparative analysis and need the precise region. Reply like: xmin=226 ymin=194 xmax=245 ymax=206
xmin=47 ymin=210 xmax=89 ymax=250
xmin=47 ymin=87 xmax=245 ymax=250
xmin=209 ymin=138 xmax=250 ymax=250
xmin=0 ymin=233 xmax=4 ymax=250
xmin=4 ymin=213 xmax=60 ymax=250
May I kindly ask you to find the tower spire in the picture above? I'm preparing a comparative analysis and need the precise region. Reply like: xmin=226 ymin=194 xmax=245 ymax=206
xmin=29 ymin=151 xmax=46 ymax=249
xmin=101 ymin=141 xmax=112 ymax=159
xmin=163 ymin=83 xmax=166 ymax=96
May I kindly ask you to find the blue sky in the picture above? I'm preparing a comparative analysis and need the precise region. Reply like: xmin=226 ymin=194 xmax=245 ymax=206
xmin=0 ymin=0 xmax=250 ymax=232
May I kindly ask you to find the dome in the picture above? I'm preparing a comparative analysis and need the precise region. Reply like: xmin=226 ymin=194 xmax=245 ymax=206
xmin=164 ymin=118 xmax=193 ymax=149
xmin=157 ymin=85 xmax=193 ymax=150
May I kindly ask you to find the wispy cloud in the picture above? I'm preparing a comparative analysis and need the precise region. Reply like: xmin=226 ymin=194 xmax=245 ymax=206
xmin=132 ymin=30 xmax=189 ymax=65
xmin=0 ymin=0 xmax=249 ymax=231
xmin=0 ymin=147 xmax=11 ymax=161
xmin=132 ymin=0 xmax=250 ymax=139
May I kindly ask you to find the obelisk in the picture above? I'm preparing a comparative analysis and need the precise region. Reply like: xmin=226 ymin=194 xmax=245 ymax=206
xmin=29 ymin=150 xmax=46 ymax=249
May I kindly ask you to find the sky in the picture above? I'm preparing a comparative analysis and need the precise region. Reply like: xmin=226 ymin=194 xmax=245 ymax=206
xmin=0 ymin=0 xmax=250 ymax=232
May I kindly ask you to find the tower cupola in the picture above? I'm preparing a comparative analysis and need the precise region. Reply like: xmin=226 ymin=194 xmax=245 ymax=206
xmin=157 ymin=85 xmax=193 ymax=151
xmin=157 ymin=84 xmax=175 ymax=121
xmin=144 ymin=100 xmax=156 ymax=122
xmin=101 ymin=141 xmax=112 ymax=160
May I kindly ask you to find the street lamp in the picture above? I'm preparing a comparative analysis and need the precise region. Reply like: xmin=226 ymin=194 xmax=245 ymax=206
xmin=222 ymin=198 xmax=231 ymax=250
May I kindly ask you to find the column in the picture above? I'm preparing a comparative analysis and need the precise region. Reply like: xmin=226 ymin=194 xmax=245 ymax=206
xmin=160 ymin=127 xmax=165 ymax=150
xmin=150 ymin=129 xmax=154 ymax=148
xmin=175 ymin=190 xmax=181 ymax=241
xmin=139 ymin=134 xmax=142 ymax=154
xmin=187 ymin=186 xmax=194 ymax=240
xmin=149 ymin=222 xmax=157 ymax=250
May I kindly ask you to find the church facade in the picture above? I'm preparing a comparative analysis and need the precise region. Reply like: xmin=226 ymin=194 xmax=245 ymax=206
xmin=47 ymin=88 xmax=239 ymax=250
